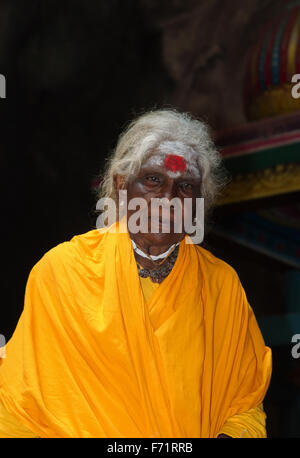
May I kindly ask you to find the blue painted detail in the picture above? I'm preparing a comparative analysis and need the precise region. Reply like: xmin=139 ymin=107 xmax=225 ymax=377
xmin=271 ymin=14 xmax=289 ymax=85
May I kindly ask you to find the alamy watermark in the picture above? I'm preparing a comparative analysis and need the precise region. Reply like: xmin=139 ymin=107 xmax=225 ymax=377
xmin=291 ymin=74 xmax=300 ymax=99
xmin=0 ymin=334 xmax=6 ymax=358
xmin=0 ymin=74 xmax=6 ymax=99
xmin=96 ymin=191 xmax=205 ymax=244
xmin=291 ymin=334 xmax=300 ymax=359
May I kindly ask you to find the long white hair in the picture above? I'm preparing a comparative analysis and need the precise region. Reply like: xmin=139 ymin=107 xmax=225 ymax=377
xmin=97 ymin=108 xmax=227 ymax=213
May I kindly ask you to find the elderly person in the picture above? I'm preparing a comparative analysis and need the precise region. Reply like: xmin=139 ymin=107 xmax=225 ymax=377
xmin=0 ymin=109 xmax=271 ymax=438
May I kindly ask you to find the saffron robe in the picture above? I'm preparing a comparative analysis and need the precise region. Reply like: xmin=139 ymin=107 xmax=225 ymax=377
xmin=0 ymin=219 xmax=272 ymax=438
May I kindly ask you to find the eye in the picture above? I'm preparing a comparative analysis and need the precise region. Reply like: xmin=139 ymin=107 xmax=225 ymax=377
xmin=180 ymin=183 xmax=193 ymax=192
xmin=146 ymin=175 xmax=161 ymax=183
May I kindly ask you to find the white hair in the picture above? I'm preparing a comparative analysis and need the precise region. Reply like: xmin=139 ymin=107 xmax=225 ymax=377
xmin=97 ymin=108 xmax=227 ymax=213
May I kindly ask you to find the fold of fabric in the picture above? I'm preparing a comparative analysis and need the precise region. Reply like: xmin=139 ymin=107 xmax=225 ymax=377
xmin=0 ymin=219 xmax=272 ymax=437
xmin=139 ymin=275 xmax=160 ymax=304
xmin=217 ymin=403 xmax=267 ymax=438
xmin=0 ymin=398 xmax=38 ymax=438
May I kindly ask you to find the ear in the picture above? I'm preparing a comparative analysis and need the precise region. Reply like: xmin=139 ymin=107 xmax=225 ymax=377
xmin=113 ymin=174 xmax=126 ymax=192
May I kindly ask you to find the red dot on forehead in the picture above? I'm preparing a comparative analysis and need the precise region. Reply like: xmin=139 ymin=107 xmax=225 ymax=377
xmin=164 ymin=154 xmax=186 ymax=173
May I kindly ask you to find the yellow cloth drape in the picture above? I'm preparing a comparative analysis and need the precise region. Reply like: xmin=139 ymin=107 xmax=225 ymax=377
xmin=139 ymin=275 xmax=268 ymax=438
xmin=0 ymin=219 xmax=272 ymax=438
xmin=139 ymin=273 xmax=160 ymax=303
xmin=218 ymin=403 xmax=267 ymax=438
xmin=0 ymin=399 xmax=38 ymax=438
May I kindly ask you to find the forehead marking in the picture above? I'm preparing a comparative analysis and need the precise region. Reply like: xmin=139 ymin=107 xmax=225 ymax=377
xmin=164 ymin=154 xmax=186 ymax=173
xmin=142 ymin=141 xmax=201 ymax=179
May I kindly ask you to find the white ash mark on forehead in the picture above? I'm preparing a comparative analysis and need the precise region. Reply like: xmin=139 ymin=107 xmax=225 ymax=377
xmin=143 ymin=154 xmax=164 ymax=168
xmin=164 ymin=170 xmax=183 ymax=179
xmin=142 ymin=154 xmax=183 ymax=179
xmin=158 ymin=140 xmax=195 ymax=158
xmin=158 ymin=141 xmax=201 ymax=178
xmin=142 ymin=141 xmax=201 ymax=179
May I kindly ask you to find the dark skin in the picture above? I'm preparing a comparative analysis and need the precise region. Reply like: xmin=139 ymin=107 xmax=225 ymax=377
xmin=114 ymin=154 xmax=202 ymax=270
xmin=114 ymin=156 xmax=231 ymax=438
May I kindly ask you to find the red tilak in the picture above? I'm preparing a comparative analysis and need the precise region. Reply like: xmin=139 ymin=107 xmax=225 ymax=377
xmin=164 ymin=154 xmax=186 ymax=173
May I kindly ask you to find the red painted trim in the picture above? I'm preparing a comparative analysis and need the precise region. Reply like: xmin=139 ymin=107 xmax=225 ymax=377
xmin=221 ymin=130 xmax=300 ymax=157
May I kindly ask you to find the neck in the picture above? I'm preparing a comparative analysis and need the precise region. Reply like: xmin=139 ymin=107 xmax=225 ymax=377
xmin=129 ymin=232 xmax=179 ymax=256
xmin=129 ymin=235 xmax=179 ymax=270
xmin=131 ymin=239 xmax=178 ymax=260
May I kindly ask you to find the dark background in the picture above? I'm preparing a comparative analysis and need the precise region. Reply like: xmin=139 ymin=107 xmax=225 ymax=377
xmin=0 ymin=0 xmax=299 ymax=437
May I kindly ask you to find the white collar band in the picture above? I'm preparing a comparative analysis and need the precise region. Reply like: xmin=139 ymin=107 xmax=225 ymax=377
xmin=131 ymin=239 xmax=179 ymax=261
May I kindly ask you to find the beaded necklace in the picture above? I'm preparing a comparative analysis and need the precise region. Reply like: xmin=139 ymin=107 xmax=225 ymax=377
xmin=135 ymin=245 xmax=179 ymax=284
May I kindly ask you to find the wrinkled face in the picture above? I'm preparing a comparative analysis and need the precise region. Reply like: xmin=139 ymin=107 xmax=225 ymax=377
xmin=122 ymin=143 xmax=202 ymax=248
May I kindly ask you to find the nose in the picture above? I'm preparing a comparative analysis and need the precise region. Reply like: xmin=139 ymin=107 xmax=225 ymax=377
xmin=155 ymin=182 xmax=178 ymax=221
xmin=160 ymin=180 xmax=176 ymax=200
